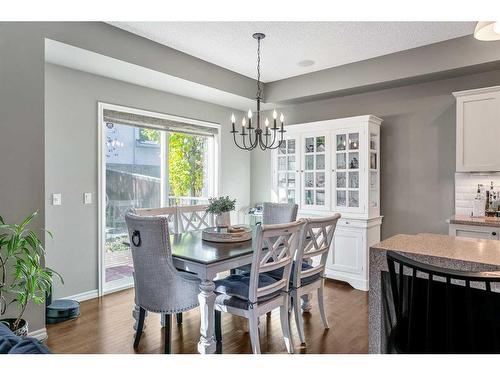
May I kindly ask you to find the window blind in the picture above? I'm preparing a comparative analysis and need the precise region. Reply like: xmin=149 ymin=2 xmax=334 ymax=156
xmin=103 ymin=109 xmax=218 ymax=137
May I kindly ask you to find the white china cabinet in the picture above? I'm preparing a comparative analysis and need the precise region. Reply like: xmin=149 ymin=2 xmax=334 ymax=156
xmin=271 ymin=115 xmax=383 ymax=291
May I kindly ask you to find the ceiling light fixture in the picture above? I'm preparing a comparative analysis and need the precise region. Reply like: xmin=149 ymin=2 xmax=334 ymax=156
xmin=474 ymin=21 xmax=500 ymax=41
xmin=298 ymin=59 xmax=315 ymax=67
xmin=230 ymin=33 xmax=285 ymax=151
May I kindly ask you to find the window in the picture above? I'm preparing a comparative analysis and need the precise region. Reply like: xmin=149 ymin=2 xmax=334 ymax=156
xmin=100 ymin=104 xmax=219 ymax=292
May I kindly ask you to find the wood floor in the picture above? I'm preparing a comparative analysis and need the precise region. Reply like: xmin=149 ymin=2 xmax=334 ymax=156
xmin=46 ymin=280 xmax=368 ymax=354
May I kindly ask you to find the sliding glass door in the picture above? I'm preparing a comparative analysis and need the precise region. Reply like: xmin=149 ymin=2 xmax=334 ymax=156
xmin=101 ymin=106 xmax=217 ymax=294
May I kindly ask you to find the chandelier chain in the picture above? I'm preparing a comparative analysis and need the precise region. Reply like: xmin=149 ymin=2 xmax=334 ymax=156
xmin=256 ymin=37 xmax=261 ymax=99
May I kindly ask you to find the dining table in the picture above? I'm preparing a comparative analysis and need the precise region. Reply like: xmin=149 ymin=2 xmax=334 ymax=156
xmin=131 ymin=228 xmax=312 ymax=354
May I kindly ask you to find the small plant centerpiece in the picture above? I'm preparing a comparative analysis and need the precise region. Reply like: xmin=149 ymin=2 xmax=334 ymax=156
xmin=0 ymin=212 xmax=62 ymax=336
xmin=206 ymin=196 xmax=236 ymax=228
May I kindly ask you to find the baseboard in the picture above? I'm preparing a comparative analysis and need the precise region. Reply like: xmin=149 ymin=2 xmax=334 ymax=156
xmin=60 ymin=289 xmax=99 ymax=302
xmin=103 ymin=282 xmax=134 ymax=296
xmin=29 ymin=327 xmax=48 ymax=342
xmin=325 ymin=271 xmax=368 ymax=291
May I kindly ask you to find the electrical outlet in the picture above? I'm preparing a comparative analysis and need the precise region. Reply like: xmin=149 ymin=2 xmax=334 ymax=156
xmin=52 ymin=193 xmax=62 ymax=206
xmin=84 ymin=192 xmax=92 ymax=205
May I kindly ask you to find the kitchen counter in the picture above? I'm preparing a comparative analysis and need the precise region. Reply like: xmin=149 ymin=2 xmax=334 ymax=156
xmin=368 ymin=233 xmax=500 ymax=353
xmin=449 ymin=215 xmax=500 ymax=228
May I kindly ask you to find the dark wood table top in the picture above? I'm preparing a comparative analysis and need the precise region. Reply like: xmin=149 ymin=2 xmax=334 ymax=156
xmin=171 ymin=230 xmax=254 ymax=265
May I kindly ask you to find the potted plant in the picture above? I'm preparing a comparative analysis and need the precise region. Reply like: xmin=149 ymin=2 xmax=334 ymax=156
xmin=206 ymin=196 xmax=236 ymax=228
xmin=0 ymin=212 xmax=62 ymax=336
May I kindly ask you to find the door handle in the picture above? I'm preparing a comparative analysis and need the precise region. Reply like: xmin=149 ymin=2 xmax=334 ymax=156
xmin=493 ymin=232 xmax=497 ymax=236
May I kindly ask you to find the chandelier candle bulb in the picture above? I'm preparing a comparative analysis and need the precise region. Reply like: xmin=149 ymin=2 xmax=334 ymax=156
xmin=231 ymin=114 xmax=236 ymax=132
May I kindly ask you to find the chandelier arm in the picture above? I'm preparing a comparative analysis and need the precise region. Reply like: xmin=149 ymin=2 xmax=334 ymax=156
xmin=268 ymin=127 xmax=278 ymax=148
xmin=233 ymin=132 xmax=249 ymax=150
xmin=247 ymin=127 xmax=255 ymax=147
xmin=266 ymin=130 xmax=285 ymax=150
xmin=242 ymin=132 xmax=257 ymax=151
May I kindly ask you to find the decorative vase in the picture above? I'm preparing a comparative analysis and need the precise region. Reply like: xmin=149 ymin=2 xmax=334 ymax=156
xmin=0 ymin=318 xmax=28 ymax=337
xmin=215 ymin=212 xmax=231 ymax=228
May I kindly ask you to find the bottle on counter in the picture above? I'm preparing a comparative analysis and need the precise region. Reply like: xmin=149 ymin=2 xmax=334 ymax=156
xmin=473 ymin=184 xmax=486 ymax=217
xmin=486 ymin=181 xmax=497 ymax=217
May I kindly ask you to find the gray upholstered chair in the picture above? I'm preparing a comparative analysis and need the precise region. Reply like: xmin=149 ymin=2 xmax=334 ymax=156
xmin=132 ymin=206 xmax=184 ymax=325
xmin=214 ymin=220 xmax=305 ymax=354
xmin=262 ymin=202 xmax=298 ymax=225
xmin=133 ymin=206 xmax=180 ymax=234
xmin=289 ymin=214 xmax=340 ymax=345
xmin=125 ymin=213 xmax=200 ymax=354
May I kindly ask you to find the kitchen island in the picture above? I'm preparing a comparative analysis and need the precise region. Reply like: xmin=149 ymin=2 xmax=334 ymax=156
xmin=368 ymin=233 xmax=500 ymax=353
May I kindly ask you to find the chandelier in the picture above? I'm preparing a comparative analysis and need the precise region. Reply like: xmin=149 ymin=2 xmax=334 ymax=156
xmin=231 ymin=33 xmax=285 ymax=151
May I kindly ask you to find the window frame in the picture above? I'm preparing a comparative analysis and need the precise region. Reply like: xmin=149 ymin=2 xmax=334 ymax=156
xmin=97 ymin=102 xmax=221 ymax=296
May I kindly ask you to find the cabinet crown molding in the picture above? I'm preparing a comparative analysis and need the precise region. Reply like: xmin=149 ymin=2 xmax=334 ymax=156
xmin=453 ymin=85 xmax=500 ymax=98
xmin=285 ymin=114 xmax=382 ymax=130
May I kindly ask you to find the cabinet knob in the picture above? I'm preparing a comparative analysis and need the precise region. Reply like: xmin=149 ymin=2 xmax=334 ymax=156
xmin=493 ymin=232 xmax=497 ymax=236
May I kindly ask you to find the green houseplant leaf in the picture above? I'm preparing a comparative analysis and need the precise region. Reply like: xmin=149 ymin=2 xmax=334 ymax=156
xmin=0 ymin=211 xmax=63 ymax=331
xmin=206 ymin=196 xmax=236 ymax=215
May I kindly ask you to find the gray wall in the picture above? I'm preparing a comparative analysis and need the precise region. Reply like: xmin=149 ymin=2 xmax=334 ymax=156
xmin=252 ymin=68 xmax=500 ymax=239
xmin=0 ymin=21 xmax=254 ymax=333
xmin=0 ymin=23 xmax=46 ymax=333
xmin=45 ymin=63 xmax=249 ymax=299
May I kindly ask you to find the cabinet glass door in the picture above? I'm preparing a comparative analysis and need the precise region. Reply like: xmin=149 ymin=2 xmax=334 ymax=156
xmin=276 ymin=138 xmax=298 ymax=204
xmin=334 ymin=130 xmax=361 ymax=211
xmin=369 ymin=132 xmax=379 ymax=209
xmin=301 ymin=134 xmax=328 ymax=209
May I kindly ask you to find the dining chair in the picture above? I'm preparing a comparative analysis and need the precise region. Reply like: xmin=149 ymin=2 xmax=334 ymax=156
xmin=177 ymin=204 xmax=214 ymax=232
xmin=133 ymin=206 xmax=179 ymax=234
xmin=234 ymin=202 xmax=298 ymax=275
xmin=287 ymin=214 xmax=340 ymax=345
xmin=262 ymin=202 xmax=298 ymax=225
xmin=386 ymin=250 xmax=500 ymax=353
xmin=125 ymin=213 xmax=201 ymax=354
xmin=132 ymin=206 xmax=184 ymax=325
xmin=214 ymin=220 xmax=305 ymax=354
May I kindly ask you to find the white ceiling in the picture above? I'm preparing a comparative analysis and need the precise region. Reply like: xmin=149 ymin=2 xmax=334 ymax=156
xmin=109 ymin=22 xmax=476 ymax=82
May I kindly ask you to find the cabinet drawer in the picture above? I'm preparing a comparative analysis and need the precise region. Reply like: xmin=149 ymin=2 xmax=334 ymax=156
xmin=449 ymin=224 xmax=500 ymax=240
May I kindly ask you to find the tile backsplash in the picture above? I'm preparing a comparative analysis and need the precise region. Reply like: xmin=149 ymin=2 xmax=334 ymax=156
xmin=455 ymin=173 xmax=500 ymax=216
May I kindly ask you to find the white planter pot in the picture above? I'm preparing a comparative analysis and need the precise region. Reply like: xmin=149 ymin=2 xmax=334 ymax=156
xmin=215 ymin=212 xmax=231 ymax=228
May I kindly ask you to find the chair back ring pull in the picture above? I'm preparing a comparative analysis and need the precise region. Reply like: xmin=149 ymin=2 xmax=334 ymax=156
xmin=132 ymin=230 xmax=141 ymax=247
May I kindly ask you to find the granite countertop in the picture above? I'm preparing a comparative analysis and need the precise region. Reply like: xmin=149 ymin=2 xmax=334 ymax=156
xmin=449 ymin=215 xmax=500 ymax=228
xmin=371 ymin=233 xmax=500 ymax=267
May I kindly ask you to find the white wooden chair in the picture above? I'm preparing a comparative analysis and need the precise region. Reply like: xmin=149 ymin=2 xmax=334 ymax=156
xmin=177 ymin=205 xmax=214 ymax=232
xmin=290 ymin=214 xmax=340 ymax=345
xmin=214 ymin=220 xmax=305 ymax=354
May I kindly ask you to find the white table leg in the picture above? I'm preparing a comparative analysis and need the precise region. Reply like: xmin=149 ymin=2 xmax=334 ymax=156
xmin=301 ymin=294 xmax=312 ymax=312
xmin=197 ymin=280 xmax=217 ymax=354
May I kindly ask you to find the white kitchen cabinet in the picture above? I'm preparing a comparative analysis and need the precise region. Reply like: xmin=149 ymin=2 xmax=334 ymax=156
xmin=453 ymin=86 xmax=500 ymax=172
xmin=449 ymin=223 xmax=500 ymax=240
xmin=271 ymin=115 xmax=383 ymax=291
